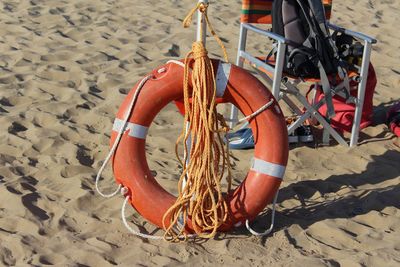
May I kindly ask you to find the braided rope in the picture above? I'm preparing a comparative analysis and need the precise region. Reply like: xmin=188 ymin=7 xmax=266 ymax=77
xmin=95 ymin=75 xmax=152 ymax=198
xmin=162 ymin=2 xmax=232 ymax=242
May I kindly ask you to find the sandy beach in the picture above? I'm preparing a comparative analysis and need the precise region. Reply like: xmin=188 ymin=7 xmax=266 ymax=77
xmin=0 ymin=0 xmax=399 ymax=266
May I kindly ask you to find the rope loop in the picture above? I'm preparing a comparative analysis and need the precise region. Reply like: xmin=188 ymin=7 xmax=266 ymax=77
xmin=238 ymin=98 xmax=275 ymax=124
xmin=95 ymin=75 xmax=152 ymax=198
xmin=192 ymin=42 xmax=208 ymax=60
xmin=183 ymin=2 xmax=209 ymax=28
xmin=198 ymin=2 xmax=209 ymax=13
xmin=182 ymin=2 xmax=228 ymax=62
xmin=245 ymin=192 xmax=279 ymax=236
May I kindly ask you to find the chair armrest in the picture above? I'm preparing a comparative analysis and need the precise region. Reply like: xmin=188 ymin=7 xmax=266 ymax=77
xmin=242 ymin=23 xmax=288 ymax=44
xmin=327 ymin=23 xmax=377 ymax=44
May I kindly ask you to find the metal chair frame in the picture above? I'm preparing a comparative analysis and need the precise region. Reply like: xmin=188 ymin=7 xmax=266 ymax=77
xmin=231 ymin=20 xmax=377 ymax=147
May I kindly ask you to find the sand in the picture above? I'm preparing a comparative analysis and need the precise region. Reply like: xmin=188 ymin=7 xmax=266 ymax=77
xmin=0 ymin=0 xmax=399 ymax=266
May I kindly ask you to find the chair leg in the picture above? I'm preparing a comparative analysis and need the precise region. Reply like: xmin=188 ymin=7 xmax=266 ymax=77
xmin=254 ymin=67 xmax=273 ymax=87
xmin=287 ymin=111 xmax=311 ymax=135
xmin=272 ymin=42 xmax=286 ymax=99
xmin=322 ymin=128 xmax=330 ymax=145
xmin=236 ymin=24 xmax=247 ymax=67
xmin=349 ymin=42 xmax=372 ymax=147
xmin=284 ymin=81 xmax=348 ymax=146
xmin=303 ymin=98 xmax=348 ymax=146
xmin=281 ymin=94 xmax=303 ymax=116
xmin=229 ymin=24 xmax=248 ymax=129
xmin=229 ymin=105 xmax=239 ymax=129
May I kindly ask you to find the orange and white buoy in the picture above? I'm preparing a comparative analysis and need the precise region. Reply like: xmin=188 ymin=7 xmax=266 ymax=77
xmin=110 ymin=59 xmax=289 ymax=233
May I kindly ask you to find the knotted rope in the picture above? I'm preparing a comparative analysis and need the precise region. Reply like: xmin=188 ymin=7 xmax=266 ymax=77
xmin=182 ymin=2 xmax=229 ymax=62
xmin=162 ymin=2 xmax=232 ymax=241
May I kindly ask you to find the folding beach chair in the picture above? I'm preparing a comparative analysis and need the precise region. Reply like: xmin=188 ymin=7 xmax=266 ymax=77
xmin=230 ymin=0 xmax=377 ymax=147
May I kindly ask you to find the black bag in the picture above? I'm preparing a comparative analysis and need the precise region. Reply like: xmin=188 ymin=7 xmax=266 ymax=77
xmin=271 ymin=0 xmax=339 ymax=78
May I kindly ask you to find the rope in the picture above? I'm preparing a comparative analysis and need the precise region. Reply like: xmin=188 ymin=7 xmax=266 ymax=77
xmin=121 ymin=187 xmax=197 ymax=241
xmin=245 ymin=191 xmax=279 ymax=236
xmin=122 ymin=191 xmax=279 ymax=239
xmin=95 ymin=75 xmax=152 ymax=198
xmin=183 ymin=2 xmax=229 ymax=62
xmin=121 ymin=186 xmax=279 ymax=239
xmin=162 ymin=2 xmax=232 ymax=242
xmin=121 ymin=194 xmax=164 ymax=240
xmin=238 ymin=98 xmax=275 ymax=124
xmin=168 ymin=60 xmax=276 ymax=127
xmin=97 ymin=2 xmax=277 ymax=240
xmin=167 ymin=60 xmax=185 ymax=68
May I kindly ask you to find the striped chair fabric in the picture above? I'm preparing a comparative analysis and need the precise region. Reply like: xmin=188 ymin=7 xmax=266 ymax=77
xmin=241 ymin=0 xmax=333 ymax=24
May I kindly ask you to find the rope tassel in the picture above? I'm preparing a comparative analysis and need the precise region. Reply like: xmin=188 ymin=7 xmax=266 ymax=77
xmin=162 ymin=3 xmax=232 ymax=241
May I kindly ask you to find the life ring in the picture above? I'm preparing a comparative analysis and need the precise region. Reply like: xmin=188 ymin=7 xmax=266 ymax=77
xmin=111 ymin=59 xmax=288 ymax=232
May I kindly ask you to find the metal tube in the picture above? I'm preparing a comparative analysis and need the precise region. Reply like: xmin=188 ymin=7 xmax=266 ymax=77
xmin=327 ymin=23 xmax=377 ymax=44
xmin=236 ymin=24 xmax=248 ymax=66
xmin=240 ymin=51 xmax=276 ymax=74
xmin=284 ymin=81 xmax=348 ymax=145
xmin=196 ymin=0 xmax=208 ymax=44
xmin=229 ymin=24 xmax=248 ymax=129
xmin=186 ymin=0 xmax=209 ymax=192
xmin=349 ymin=41 xmax=372 ymax=147
xmin=254 ymin=67 xmax=274 ymax=87
xmin=302 ymin=100 xmax=348 ymax=146
xmin=242 ymin=23 xmax=287 ymax=44
xmin=272 ymin=42 xmax=286 ymax=99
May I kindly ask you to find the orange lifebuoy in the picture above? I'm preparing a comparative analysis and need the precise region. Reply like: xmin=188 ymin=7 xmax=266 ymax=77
xmin=111 ymin=59 xmax=288 ymax=232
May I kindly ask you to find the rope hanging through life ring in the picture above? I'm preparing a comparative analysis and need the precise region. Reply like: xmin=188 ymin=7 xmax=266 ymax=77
xmin=162 ymin=2 xmax=233 ymax=241
xmin=96 ymin=1 xmax=288 ymax=242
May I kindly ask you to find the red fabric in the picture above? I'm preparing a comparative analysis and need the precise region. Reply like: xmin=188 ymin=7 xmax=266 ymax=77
xmin=387 ymin=102 xmax=400 ymax=137
xmin=314 ymin=64 xmax=377 ymax=133
xmin=390 ymin=122 xmax=400 ymax=137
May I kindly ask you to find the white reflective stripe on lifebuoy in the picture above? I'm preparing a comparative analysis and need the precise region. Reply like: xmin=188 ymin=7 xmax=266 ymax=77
xmin=113 ymin=118 xmax=148 ymax=139
xmin=251 ymin=158 xmax=286 ymax=179
xmin=216 ymin=62 xmax=231 ymax=97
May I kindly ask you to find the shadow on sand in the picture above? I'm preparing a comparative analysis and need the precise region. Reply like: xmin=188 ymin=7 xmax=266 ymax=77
xmin=225 ymin=149 xmax=400 ymax=242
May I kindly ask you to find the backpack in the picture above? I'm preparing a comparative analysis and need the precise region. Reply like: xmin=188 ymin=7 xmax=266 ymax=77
xmin=271 ymin=0 xmax=340 ymax=78
xmin=270 ymin=0 xmax=349 ymax=118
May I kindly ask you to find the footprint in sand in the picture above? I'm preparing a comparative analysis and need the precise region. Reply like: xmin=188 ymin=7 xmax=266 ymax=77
xmin=38 ymin=254 xmax=66 ymax=265
xmin=76 ymin=144 xmax=94 ymax=167
xmin=76 ymin=101 xmax=96 ymax=110
xmin=58 ymin=216 xmax=79 ymax=233
xmin=8 ymin=122 xmax=27 ymax=135
xmin=0 ymin=247 xmax=16 ymax=266
xmin=0 ymin=106 xmax=8 ymax=113
xmin=6 ymin=186 xmax=22 ymax=195
xmin=0 ymin=97 xmax=14 ymax=107
xmin=21 ymin=192 xmax=50 ymax=221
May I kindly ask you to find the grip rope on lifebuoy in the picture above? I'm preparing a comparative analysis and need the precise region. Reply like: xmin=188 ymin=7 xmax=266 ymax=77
xmin=121 ymin=187 xmax=198 ymax=241
xmin=98 ymin=1 xmax=288 ymax=241
xmin=245 ymin=192 xmax=279 ymax=236
xmin=95 ymin=75 xmax=152 ymax=198
xmin=107 ymin=60 xmax=288 ymax=240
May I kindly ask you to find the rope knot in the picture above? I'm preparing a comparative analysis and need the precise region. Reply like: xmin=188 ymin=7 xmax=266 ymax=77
xmin=182 ymin=1 xmax=228 ymax=62
xmin=192 ymin=42 xmax=208 ymax=60
xmin=198 ymin=2 xmax=209 ymax=13
xmin=183 ymin=2 xmax=208 ymax=28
